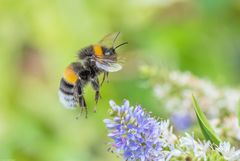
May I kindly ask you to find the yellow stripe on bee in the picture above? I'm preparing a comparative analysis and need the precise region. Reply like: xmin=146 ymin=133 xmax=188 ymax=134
xmin=63 ymin=65 xmax=78 ymax=84
xmin=93 ymin=44 xmax=103 ymax=58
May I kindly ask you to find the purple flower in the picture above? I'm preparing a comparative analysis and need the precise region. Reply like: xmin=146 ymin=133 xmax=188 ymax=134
xmin=104 ymin=100 xmax=175 ymax=161
xmin=171 ymin=113 xmax=193 ymax=131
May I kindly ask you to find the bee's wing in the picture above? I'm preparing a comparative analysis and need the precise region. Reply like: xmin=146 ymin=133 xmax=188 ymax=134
xmin=95 ymin=59 xmax=122 ymax=72
xmin=99 ymin=32 xmax=120 ymax=48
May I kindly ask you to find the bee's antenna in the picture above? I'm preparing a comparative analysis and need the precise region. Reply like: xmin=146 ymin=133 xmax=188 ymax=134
xmin=114 ymin=42 xmax=128 ymax=50
xmin=112 ymin=32 xmax=121 ymax=48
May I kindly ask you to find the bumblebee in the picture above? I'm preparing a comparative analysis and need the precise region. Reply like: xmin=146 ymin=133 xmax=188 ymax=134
xmin=58 ymin=32 xmax=127 ymax=117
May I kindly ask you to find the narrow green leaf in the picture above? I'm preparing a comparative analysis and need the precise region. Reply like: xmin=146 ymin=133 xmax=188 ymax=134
xmin=192 ymin=95 xmax=221 ymax=145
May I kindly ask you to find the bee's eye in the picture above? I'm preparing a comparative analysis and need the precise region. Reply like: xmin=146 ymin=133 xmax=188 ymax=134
xmin=105 ymin=52 xmax=110 ymax=56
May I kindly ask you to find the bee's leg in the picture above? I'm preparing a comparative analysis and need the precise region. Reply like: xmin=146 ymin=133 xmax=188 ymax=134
xmin=91 ymin=77 xmax=101 ymax=112
xmin=100 ymin=72 xmax=106 ymax=86
xmin=79 ymin=96 xmax=87 ymax=118
xmin=91 ymin=77 xmax=101 ymax=103
xmin=76 ymin=80 xmax=88 ymax=118
xmin=100 ymin=72 xmax=109 ymax=86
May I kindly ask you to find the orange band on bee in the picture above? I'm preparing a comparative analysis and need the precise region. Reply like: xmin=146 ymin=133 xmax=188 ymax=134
xmin=63 ymin=65 xmax=78 ymax=84
xmin=93 ymin=44 xmax=103 ymax=58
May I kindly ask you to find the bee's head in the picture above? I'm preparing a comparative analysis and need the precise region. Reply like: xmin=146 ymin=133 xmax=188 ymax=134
xmin=93 ymin=32 xmax=127 ymax=67
xmin=94 ymin=33 xmax=127 ymax=72
xmin=103 ymin=47 xmax=116 ymax=60
xmin=104 ymin=32 xmax=128 ymax=60
xmin=103 ymin=42 xmax=127 ymax=61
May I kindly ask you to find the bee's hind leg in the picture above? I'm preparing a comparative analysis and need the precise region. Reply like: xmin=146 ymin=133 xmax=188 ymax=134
xmin=75 ymin=80 xmax=88 ymax=118
xmin=79 ymin=96 xmax=88 ymax=118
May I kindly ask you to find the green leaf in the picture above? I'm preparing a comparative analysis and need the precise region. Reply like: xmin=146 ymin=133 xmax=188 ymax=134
xmin=192 ymin=95 xmax=221 ymax=145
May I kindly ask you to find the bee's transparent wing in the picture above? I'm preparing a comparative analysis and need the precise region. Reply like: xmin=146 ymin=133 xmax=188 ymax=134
xmin=99 ymin=32 xmax=120 ymax=48
xmin=95 ymin=60 xmax=122 ymax=72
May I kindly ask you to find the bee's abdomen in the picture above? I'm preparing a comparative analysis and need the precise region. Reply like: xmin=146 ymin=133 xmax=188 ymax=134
xmin=58 ymin=90 xmax=78 ymax=109
xmin=59 ymin=78 xmax=74 ymax=94
xmin=59 ymin=77 xmax=78 ymax=109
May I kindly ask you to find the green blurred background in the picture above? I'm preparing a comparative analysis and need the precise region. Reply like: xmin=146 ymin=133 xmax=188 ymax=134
xmin=0 ymin=0 xmax=240 ymax=161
